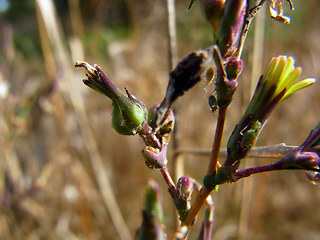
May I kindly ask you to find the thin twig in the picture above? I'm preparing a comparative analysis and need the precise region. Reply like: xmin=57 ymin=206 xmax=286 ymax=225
xmin=235 ymin=0 xmax=266 ymax=59
xmin=232 ymin=161 xmax=285 ymax=180
xmin=207 ymin=106 xmax=227 ymax=175
xmin=177 ymin=144 xmax=299 ymax=158
xmin=160 ymin=165 xmax=176 ymax=198
xmin=180 ymin=186 xmax=212 ymax=239
xmin=178 ymin=81 xmax=229 ymax=239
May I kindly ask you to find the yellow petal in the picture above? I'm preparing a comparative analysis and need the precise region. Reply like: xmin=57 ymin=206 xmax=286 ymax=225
xmin=280 ymin=56 xmax=295 ymax=82
xmin=276 ymin=66 xmax=301 ymax=95
xmin=281 ymin=78 xmax=316 ymax=102
xmin=268 ymin=56 xmax=287 ymax=88
xmin=264 ymin=57 xmax=280 ymax=89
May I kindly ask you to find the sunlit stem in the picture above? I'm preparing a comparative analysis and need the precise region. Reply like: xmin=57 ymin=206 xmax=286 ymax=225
xmin=160 ymin=165 xmax=176 ymax=198
xmin=207 ymin=106 xmax=227 ymax=175
xmin=235 ymin=0 xmax=266 ymax=59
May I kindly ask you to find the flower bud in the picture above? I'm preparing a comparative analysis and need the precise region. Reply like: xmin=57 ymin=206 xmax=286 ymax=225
xmin=176 ymin=176 xmax=194 ymax=199
xmin=200 ymin=0 xmax=225 ymax=33
xmin=225 ymin=57 xmax=243 ymax=80
xmin=75 ymin=61 xmax=148 ymax=135
xmin=212 ymin=45 xmax=238 ymax=108
xmin=112 ymin=89 xmax=147 ymax=135
xmin=112 ymin=102 xmax=135 ymax=135
xmin=215 ymin=0 xmax=246 ymax=59
xmin=174 ymin=176 xmax=194 ymax=221
xmin=136 ymin=180 xmax=166 ymax=240
xmin=283 ymin=152 xmax=320 ymax=170
xmin=142 ymin=145 xmax=168 ymax=169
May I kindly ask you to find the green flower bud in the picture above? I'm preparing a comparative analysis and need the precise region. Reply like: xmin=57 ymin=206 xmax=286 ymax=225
xmin=112 ymin=89 xmax=147 ymax=135
xmin=200 ymin=0 xmax=225 ymax=33
xmin=75 ymin=61 xmax=147 ymax=135
xmin=136 ymin=180 xmax=166 ymax=240
xmin=112 ymin=102 xmax=132 ymax=135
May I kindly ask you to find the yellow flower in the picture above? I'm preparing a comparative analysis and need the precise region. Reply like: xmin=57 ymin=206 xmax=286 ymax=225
xmin=226 ymin=55 xmax=316 ymax=163
xmin=261 ymin=55 xmax=315 ymax=103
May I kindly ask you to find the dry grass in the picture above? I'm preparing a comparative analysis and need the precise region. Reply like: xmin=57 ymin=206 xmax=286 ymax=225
xmin=1 ymin=0 xmax=320 ymax=239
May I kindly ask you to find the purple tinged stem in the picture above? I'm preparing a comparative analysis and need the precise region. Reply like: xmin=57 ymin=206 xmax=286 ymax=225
xmin=233 ymin=161 xmax=284 ymax=180
xmin=160 ymin=166 xmax=176 ymax=199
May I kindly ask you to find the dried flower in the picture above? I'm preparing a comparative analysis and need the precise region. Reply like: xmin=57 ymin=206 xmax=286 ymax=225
xmin=152 ymin=48 xmax=214 ymax=129
xmin=270 ymin=0 xmax=294 ymax=24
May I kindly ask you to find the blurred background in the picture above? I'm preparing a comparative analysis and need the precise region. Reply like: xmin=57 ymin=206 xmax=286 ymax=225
xmin=1 ymin=0 xmax=320 ymax=239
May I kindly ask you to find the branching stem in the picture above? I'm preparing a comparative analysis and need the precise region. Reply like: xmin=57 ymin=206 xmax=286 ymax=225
xmin=180 ymin=186 xmax=212 ymax=238
xmin=179 ymin=105 xmax=227 ymax=235
xmin=232 ymin=161 xmax=284 ymax=180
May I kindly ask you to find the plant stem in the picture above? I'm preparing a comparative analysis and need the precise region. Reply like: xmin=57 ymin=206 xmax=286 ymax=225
xmin=207 ymin=106 xmax=227 ymax=175
xmin=177 ymin=144 xmax=299 ymax=158
xmin=180 ymin=186 xmax=212 ymax=234
xmin=178 ymin=104 xmax=228 ymax=233
xmin=232 ymin=161 xmax=284 ymax=180
xmin=160 ymin=165 xmax=176 ymax=198
xmin=235 ymin=0 xmax=266 ymax=59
